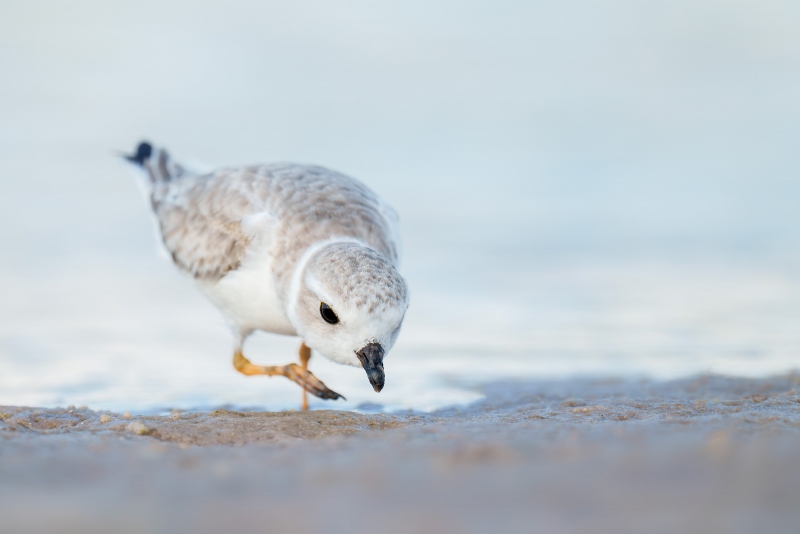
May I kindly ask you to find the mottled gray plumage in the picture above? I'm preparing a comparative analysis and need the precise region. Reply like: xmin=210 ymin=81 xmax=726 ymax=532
xmin=127 ymin=141 xmax=409 ymax=380
xmin=143 ymin=149 xmax=399 ymax=293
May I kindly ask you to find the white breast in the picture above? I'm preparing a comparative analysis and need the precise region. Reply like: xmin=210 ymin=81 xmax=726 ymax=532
xmin=196 ymin=213 xmax=296 ymax=336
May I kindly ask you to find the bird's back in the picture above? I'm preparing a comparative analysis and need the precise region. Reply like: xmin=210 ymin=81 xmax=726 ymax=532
xmin=129 ymin=143 xmax=401 ymax=296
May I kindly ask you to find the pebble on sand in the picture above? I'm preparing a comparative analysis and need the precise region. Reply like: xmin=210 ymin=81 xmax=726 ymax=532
xmin=127 ymin=422 xmax=149 ymax=435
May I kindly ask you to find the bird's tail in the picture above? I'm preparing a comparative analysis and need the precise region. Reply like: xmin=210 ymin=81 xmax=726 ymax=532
xmin=122 ymin=141 xmax=191 ymax=184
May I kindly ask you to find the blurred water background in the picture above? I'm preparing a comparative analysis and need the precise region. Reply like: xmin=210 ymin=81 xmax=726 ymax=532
xmin=1 ymin=0 xmax=799 ymax=412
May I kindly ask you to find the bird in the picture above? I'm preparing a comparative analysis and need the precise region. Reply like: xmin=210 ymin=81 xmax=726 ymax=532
xmin=123 ymin=141 xmax=409 ymax=410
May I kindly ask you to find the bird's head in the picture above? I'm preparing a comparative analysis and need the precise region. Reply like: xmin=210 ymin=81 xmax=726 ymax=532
xmin=289 ymin=243 xmax=409 ymax=392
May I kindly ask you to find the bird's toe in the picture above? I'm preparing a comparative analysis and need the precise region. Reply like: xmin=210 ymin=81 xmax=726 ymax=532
xmin=284 ymin=364 xmax=345 ymax=401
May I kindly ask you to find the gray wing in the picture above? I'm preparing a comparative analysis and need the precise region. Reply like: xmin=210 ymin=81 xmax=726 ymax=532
xmin=150 ymin=168 xmax=264 ymax=281
xmin=147 ymin=160 xmax=400 ymax=285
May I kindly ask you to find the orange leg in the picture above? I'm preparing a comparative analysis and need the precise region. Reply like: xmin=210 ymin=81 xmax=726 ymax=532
xmin=299 ymin=342 xmax=312 ymax=411
xmin=233 ymin=349 xmax=343 ymax=403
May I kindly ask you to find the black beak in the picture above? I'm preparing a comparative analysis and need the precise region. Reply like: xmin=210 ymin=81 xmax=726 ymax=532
xmin=356 ymin=343 xmax=385 ymax=392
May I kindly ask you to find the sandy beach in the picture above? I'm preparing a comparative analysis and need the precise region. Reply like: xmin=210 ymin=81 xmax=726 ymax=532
xmin=2 ymin=374 xmax=799 ymax=534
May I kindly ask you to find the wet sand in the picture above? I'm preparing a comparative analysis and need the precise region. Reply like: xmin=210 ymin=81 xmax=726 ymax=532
xmin=2 ymin=375 xmax=800 ymax=534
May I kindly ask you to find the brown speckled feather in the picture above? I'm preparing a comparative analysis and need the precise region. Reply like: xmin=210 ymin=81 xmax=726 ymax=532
xmin=148 ymin=162 xmax=400 ymax=294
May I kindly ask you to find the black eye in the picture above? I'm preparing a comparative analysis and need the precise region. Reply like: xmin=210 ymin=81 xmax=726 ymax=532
xmin=319 ymin=302 xmax=339 ymax=324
